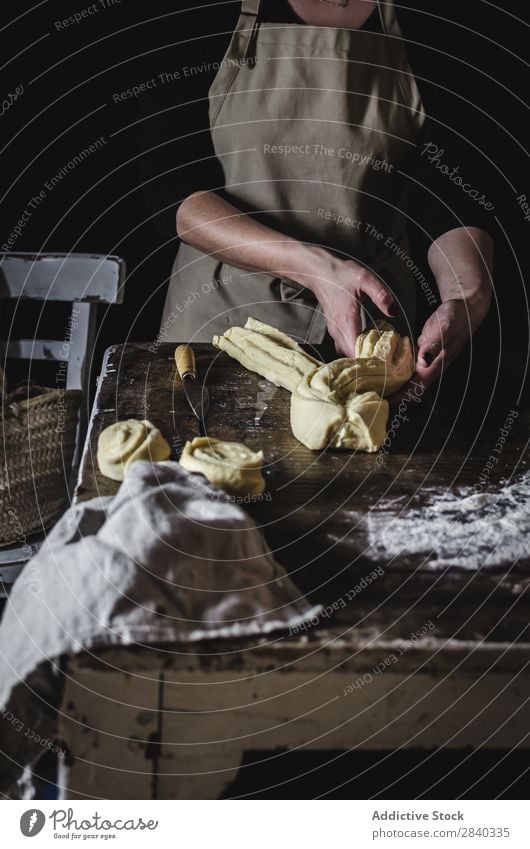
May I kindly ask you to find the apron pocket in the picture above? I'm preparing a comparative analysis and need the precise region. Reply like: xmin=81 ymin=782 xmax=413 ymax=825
xmin=279 ymin=277 xmax=313 ymax=304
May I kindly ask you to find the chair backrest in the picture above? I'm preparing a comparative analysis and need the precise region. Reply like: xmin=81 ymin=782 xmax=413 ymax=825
xmin=0 ymin=252 xmax=125 ymax=474
xmin=0 ymin=252 xmax=125 ymax=392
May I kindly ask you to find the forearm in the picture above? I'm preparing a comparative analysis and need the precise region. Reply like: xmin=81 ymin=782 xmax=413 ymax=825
xmin=176 ymin=190 xmax=326 ymax=289
xmin=427 ymin=226 xmax=494 ymax=320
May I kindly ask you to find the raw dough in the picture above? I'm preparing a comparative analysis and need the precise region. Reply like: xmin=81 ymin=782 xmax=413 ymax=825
xmin=213 ymin=316 xmax=319 ymax=392
xmin=179 ymin=436 xmax=266 ymax=496
xmin=214 ymin=318 xmax=413 ymax=398
xmin=291 ymin=375 xmax=389 ymax=451
xmin=290 ymin=321 xmax=410 ymax=450
xmin=213 ymin=317 xmax=412 ymax=453
xmin=97 ymin=419 xmax=171 ymax=481
xmin=295 ymin=349 xmax=411 ymax=403
xmin=354 ymin=320 xmax=414 ymax=396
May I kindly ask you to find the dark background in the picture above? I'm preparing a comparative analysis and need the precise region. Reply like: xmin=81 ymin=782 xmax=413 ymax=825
xmin=0 ymin=0 xmax=529 ymax=381
xmin=1 ymin=1 xmax=528 ymax=799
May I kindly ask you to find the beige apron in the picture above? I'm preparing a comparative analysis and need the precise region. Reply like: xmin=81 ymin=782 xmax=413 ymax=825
xmin=160 ymin=0 xmax=425 ymax=344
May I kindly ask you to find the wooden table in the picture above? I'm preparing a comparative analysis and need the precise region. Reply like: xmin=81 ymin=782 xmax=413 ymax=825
xmin=57 ymin=342 xmax=530 ymax=799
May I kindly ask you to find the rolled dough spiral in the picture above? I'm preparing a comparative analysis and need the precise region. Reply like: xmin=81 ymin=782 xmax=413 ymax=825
xmin=97 ymin=419 xmax=171 ymax=481
xmin=179 ymin=437 xmax=265 ymax=496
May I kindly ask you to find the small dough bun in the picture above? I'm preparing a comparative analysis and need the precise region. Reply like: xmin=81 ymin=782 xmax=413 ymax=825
xmin=179 ymin=437 xmax=265 ymax=496
xmin=98 ymin=419 xmax=171 ymax=481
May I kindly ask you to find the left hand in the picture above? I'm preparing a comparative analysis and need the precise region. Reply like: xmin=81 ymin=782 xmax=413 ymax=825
xmin=391 ymin=227 xmax=494 ymax=403
xmin=389 ymin=295 xmax=491 ymax=406
xmin=414 ymin=296 xmax=490 ymax=388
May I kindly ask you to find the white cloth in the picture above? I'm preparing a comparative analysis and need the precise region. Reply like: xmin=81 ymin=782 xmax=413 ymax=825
xmin=0 ymin=461 xmax=320 ymax=795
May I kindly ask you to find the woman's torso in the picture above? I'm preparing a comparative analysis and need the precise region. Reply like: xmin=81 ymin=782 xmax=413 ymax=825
xmin=161 ymin=0 xmax=425 ymax=341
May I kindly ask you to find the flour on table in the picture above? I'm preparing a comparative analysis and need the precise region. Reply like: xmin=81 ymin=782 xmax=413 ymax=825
xmin=364 ymin=471 xmax=530 ymax=569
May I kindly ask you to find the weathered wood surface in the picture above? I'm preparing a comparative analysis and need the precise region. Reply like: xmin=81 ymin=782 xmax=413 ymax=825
xmin=57 ymin=345 xmax=530 ymax=798
xmin=73 ymin=342 xmax=530 ymax=647
xmin=58 ymin=651 xmax=529 ymax=799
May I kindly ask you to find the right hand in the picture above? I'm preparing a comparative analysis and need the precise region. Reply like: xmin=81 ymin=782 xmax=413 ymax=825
xmin=304 ymin=251 xmax=398 ymax=357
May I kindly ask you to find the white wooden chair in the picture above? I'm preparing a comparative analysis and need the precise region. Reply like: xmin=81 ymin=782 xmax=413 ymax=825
xmin=0 ymin=252 xmax=125 ymax=592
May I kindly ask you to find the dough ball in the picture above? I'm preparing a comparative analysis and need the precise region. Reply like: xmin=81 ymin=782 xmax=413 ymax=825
xmin=291 ymin=370 xmax=389 ymax=452
xmin=98 ymin=419 xmax=171 ymax=481
xmin=179 ymin=437 xmax=265 ymax=496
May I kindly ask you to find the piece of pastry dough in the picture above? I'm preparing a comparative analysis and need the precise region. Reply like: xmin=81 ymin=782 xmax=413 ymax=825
xmin=291 ymin=372 xmax=389 ymax=451
xmin=298 ymin=352 xmax=411 ymax=401
xmin=214 ymin=317 xmax=412 ymax=398
xmin=213 ymin=317 xmax=412 ymax=453
xmin=354 ymin=320 xmax=414 ymax=395
xmin=98 ymin=419 xmax=171 ymax=481
xmin=179 ymin=437 xmax=266 ymax=496
xmin=213 ymin=316 xmax=319 ymax=392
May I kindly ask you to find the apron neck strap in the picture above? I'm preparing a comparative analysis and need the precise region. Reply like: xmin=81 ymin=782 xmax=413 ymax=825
xmin=240 ymin=0 xmax=261 ymax=18
xmin=378 ymin=0 xmax=400 ymax=38
xmin=238 ymin=0 xmax=262 ymax=61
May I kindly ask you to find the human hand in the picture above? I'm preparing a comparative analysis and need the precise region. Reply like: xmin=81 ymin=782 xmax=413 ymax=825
xmin=306 ymin=252 xmax=398 ymax=356
xmin=409 ymin=226 xmax=494 ymax=391
xmin=414 ymin=296 xmax=490 ymax=387
xmin=388 ymin=295 xmax=490 ymax=406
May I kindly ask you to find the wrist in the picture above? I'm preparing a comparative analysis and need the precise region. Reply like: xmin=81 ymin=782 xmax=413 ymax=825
xmin=429 ymin=228 xmax=493 ymax=320
xmin=285 ymin=243 xmax=335 ymax=293
xmin=439 ymin=276 xmax=492 ymax=315
xmin=467 ymin=284 xmax=492 ymax=319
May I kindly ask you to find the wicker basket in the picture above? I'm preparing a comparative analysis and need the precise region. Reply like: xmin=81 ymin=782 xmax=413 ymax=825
xmin=0 ymin=382 xmax=82 ymax=546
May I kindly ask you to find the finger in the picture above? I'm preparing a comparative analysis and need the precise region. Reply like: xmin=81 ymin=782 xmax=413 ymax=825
xmin=334 ymin=304 xmax=363 ymax=357
xmin=334 ymin=333 xmax=355 ymax=358
xmin=356 ymin=270 xmax=398 ymax=318
xmin=414 ymin=349 xmax=445 ymax=387
xmin=417 ymin=332 xmax=444 ymax=369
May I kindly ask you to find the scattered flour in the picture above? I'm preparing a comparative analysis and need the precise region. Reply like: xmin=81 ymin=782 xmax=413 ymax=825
xmin=364 ymin=471 xmax=530 ymax=570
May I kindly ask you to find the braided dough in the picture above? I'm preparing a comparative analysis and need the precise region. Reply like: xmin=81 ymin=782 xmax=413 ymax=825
xmin=98 ymin=419 xmax=171 ymax=481
xmin=213 ymin=318 xmax=413 ymax=452
xmin=354 ymin=320 xmax=414 ymax=396
xmin=213 ymin=316 xmax=319 ymax=392
xmin=291 ymin=380 xmax=388 ymax=452
xmin=179 ymin=437 xmax=265 ymax=496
